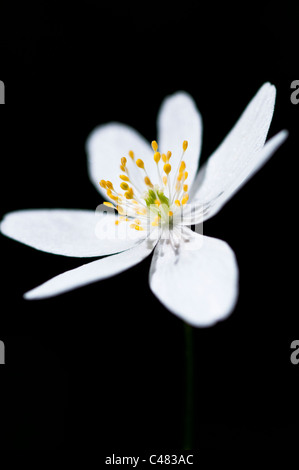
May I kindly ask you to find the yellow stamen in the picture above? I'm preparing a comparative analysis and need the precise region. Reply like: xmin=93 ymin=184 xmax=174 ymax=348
xmin=120 ymin=164 xmax=126 ymax=172
xmin=103 ymin=201 xmax=114 ymax=208
xmin=151 ymin=140 xmax=158 ymax=152
xmin=121 ymin=157 xmax=127 ymax=167
xmin=183 ymin=184 xmax=188 ymax=192
xmin=128 ymin=150 xmax=134 ymax=160
xmin=151 ymin=215 xmax=160 ymax=227
xmin=162 ymin=153 xmax=167 ymax=163
xmin=120 ymin=182 xmax=129 ymax=190
xmin=144 ymin=176 xmax=153 ymax=187
xmin=106 ymin=181 xmax=114 ymax=189
xmin=168 ymin=211 xmax=173 ymax=217
xmin=119 ymin=174 xmax=129 ymax=181
xmin=154 ymin=199 xmax=161 ymax=206
xmin=183 ymin=140 xmax=188 ymax=151
xmin=154 ymin=152 xmax=161 ymax=163
xmin=164 ymin=163 xmax=171 ymax=174
xmin=175 ymin=200 xmax=181 ymax=207
xmin=130 ymin=223 xmax=144 ymax=231
xmin=117 ymin=205 xmax=126 ymax=215
xmin=136 ymin=159 xmax=144 ymax=169
xmin=124 ymin=188 xmax=134 ymax=199
xmin=99 ymin=180 xmax=107 ymax=189
xmin=166 ymin=151 xmax=172 ymax=161
xmin=181 ymin=194 xmax=189 ymax=205
xmin=163 ymin=175 xmax=167 ymax=185
xmin=184 ymin=171 xmax=188 ymax=180
xmin=136 ymin=208 xmax=147 ymax=215
xmin=177 ymin=172 xmax=183 ymax=181
xmin=179 ymin=161 xmax=186 ymax=172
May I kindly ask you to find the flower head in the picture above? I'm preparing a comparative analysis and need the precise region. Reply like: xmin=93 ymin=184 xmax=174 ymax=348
xmin=0 ymin=83 xmax=288 ymax=326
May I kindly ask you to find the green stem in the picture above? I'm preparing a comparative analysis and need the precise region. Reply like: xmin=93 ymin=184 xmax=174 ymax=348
xmin=183 ymin=323 xmax=194 ymax=450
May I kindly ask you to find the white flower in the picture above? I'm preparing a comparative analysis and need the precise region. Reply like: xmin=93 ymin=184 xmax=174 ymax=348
xmin=0 ymin=83 xmax=287 ymax=326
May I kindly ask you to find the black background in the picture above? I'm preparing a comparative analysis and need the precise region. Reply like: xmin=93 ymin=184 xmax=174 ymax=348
xmin=0 ymin=1 xmax=299 ymax=452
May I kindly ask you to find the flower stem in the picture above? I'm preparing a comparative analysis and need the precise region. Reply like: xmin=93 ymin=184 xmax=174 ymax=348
xmin=183 ymin=323 xmax=194 ymax=450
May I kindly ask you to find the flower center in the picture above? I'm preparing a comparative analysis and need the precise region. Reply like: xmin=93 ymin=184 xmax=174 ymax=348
xmin=100 ymin=139 xmax=189 ymax=232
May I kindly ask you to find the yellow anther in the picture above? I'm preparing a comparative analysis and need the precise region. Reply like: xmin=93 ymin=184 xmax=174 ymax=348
xmin=179 ymin=161 xmax=186 ymax=172
xmin=168 ymin=211 xmax=173 ymax=217
xmin=177 ymin=172 xmax=184 ymax=181
xmin=183 ymin=184 xmax=188 ymax=192
xmin=163 ymin=176 xmax=167 ymax=185
xmin=111 ymin=194 xmax=119 ymax=202
xmin=99 ymin=180 xmax=107 ymax=188
xmin=120 ymin=164 xmax=126 ymax=172
xmin=103 ymin=201 xmax=114 ymax=208
xmin=151 ymin=216 xmax=160 ymax=227
xmin=128 ymin=150 xmax=134 ymax=160
xmin=115 ymin=220 xmax=120 ymax=225
xmin=106 ymin=189 xmax=113 ymax=197
xmin=164 ymin=163 xmax=171 ymax=174
xmin=120 ymin=182 xmax=129 ymax=190
xmin=154 ymin=152 xmax=161 ymax=163
xmin=119 ymin=174 xmax=129 ymax=182
xmin=106 ymin=181 xmax=114 ymax=189
xmin=117 ymin=205 xmax=126 ymax=215
xmin=181 ymin=194 xmax=189 ymax=205
xmin=136 ymin=207 xmax=147 ymax=215
xmin=166 ymin=151 xmax=172 ymax=160
xmin=124 ymin=188 xmax=134 ymax=199
xmin=134 ymin=219 xmax=141 ymax=225
xmin=162 ymin=153 xmax=167 ymax=163
xmin=130 ymin=223 xmax=144 ymax=231
xmin=144 ymin=176 xmax=153 ymax=187
xmin=121 ymin=157 xmax=127 ymax=167
xmin=184 ymin=171 xmax=188 ymax=180
xmin=154 ymin=199 xmax=161 ymax=206
xmin=136 ymin=159 xmax=144 ymax=169
xmin=175 ymin=200 xmax=181 ymax=207
xmin=183 ymin=140 xmax=188 ymax=151
xmin=151 ymin=140 xmax=158 ymax=152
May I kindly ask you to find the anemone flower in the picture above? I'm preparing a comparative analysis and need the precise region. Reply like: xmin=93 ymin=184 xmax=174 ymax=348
xmin=1 ymin=83 xmax=287 ymax=328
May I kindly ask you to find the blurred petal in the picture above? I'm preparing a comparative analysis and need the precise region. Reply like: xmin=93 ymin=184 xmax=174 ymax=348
xmin=1 ymin=209 xmax=146 ymax=257
xmin=86 ymin=122 xmax=155 ymax=199
xmin=149 ymin=228 xmax=238 ymax=327
xmin=157 ymin=91 xmax=203 ymax=188
xmin=24 ymin=236 xmax=157 ymax=300
xmin=190 ymin=83 xmax=283 ymax=220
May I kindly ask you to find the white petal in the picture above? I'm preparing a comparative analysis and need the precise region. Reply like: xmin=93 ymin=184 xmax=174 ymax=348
xmin=86 ymin=122 xmax=155 ymax=199
xmin=24 ymin=236 xmax=157 ymax=300
xmin=186 ymin=130 xmax=288 ymax=224
xmin=0 ymin=209 xmax=146 ymax=257
xmin=149 ymin=229 xmax=238 ymax=327
xmin=189 ymin=83 xmax=283 ymax=220
xmin=157 ymin=91 xmax=203 ymax=188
